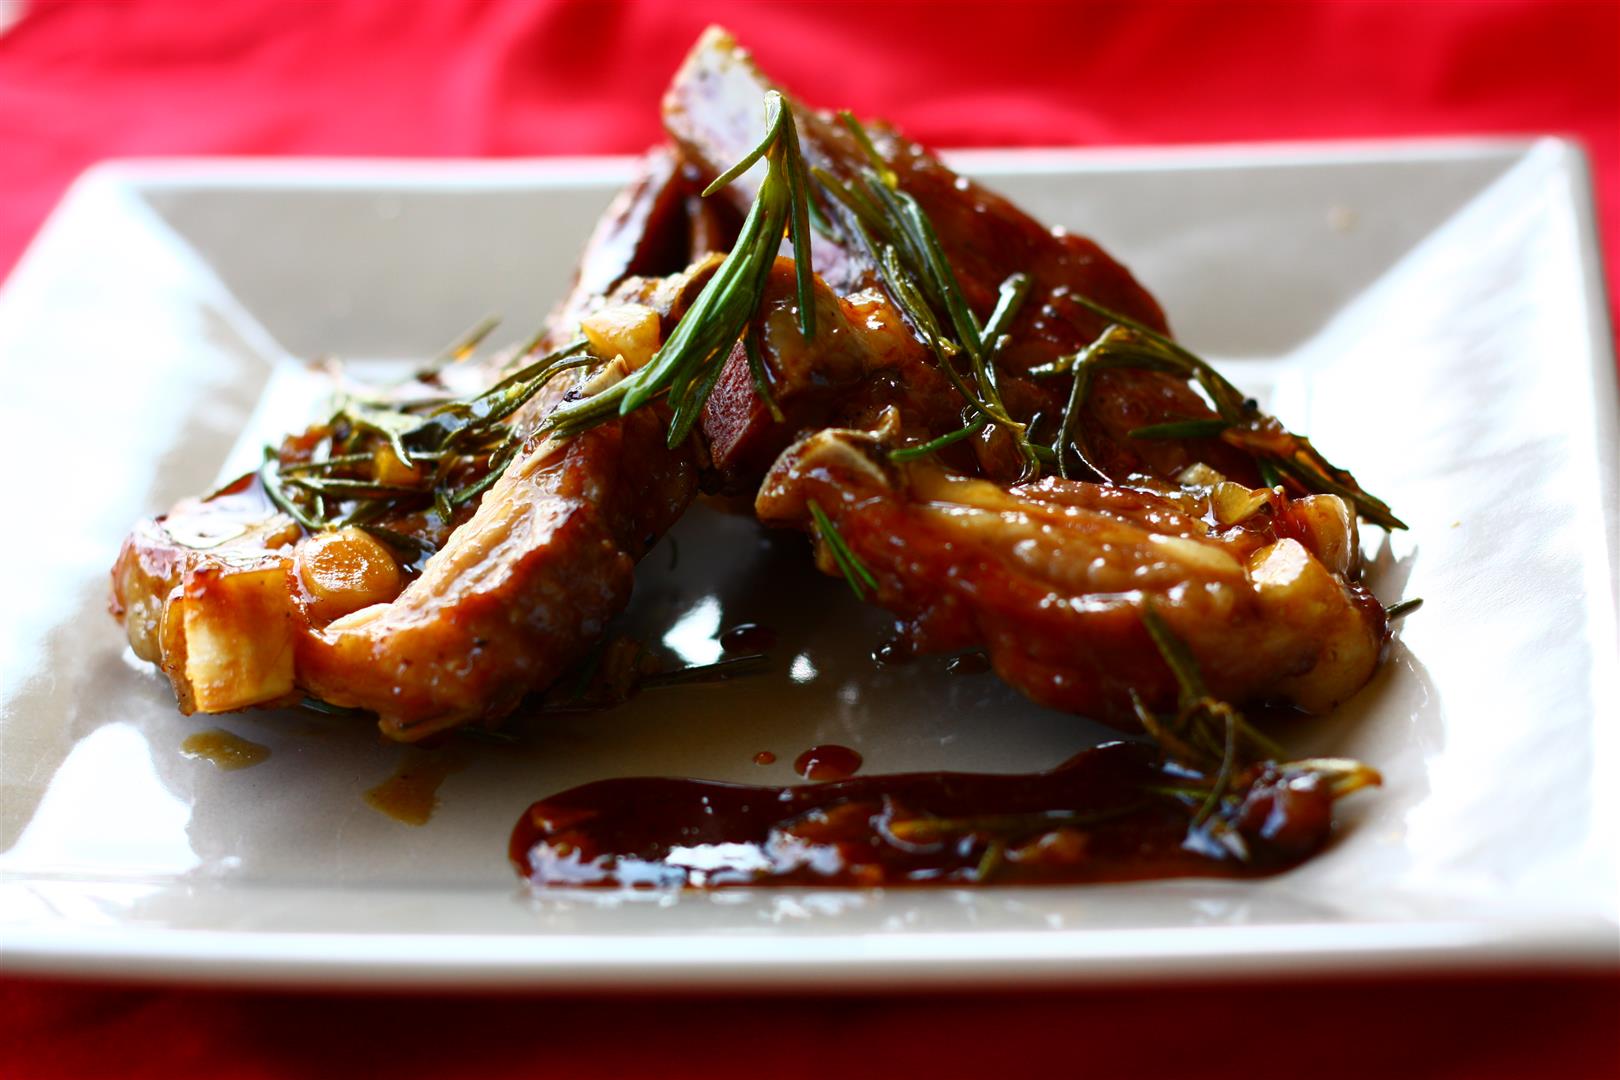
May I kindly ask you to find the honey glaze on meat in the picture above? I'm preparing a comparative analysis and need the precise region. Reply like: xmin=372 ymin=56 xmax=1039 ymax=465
xmin=668 ymin=28 xmax=1256 ymax=490
xmin=755 ymin=422 xmax=1385 ymax=724
xmin=110 ymin=253 xmax=716 ymax=740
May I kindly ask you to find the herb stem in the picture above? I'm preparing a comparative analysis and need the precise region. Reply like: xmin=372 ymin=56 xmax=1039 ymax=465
xmin=808 ymin=498 xmax=878 ymax=600
xmin=888 ymin=418 xmax=989 ymax=462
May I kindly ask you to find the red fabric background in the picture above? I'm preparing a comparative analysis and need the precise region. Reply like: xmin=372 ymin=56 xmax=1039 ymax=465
xmin=1 ymin=1 xmax=1616 ymax=1076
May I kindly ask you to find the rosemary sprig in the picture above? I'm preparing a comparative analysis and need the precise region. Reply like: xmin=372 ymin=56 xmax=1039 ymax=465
xmin=1132 ymin=602 xmax=1382 ymax=861
xmin=639 ymin=653 xmax=770 ymax=689
xmin=418 ymin=314 xmax=500 ymax=377
xmin=808 ymin=498 xmax=878 ymax=600
xmin=1136 ymin=602 xmax=1284 ymax=766
xmin=1034 ymin=295 xmax=1406 ymax=530
xmin=743 ymin=321 xmax=786 ymax=423
xmin=811 ymin=112 xmax=1040 ymax=477
xmin=1128 ymin=418 xmax=1232 ymax=440
xmin=888 ymin=417 xmax=988 ymax=462
xmin=265 ymin=336 xmax=590 ymax=535
xmin=1385 ymin=597 xmax=1423 ymax=621
xmin=541 ymin=90 xmax=814 ymax=447
xmin=885 ymin=805 xmax=1143 ymax=844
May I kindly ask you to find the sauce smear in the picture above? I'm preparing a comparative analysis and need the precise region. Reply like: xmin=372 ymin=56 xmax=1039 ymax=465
xmin=180 ymin=729 xmax=270 ymax=771
xmin=509 ymin=741 xmax=1346 ymax=889
xmin=365 ymin=750 xmax=464 ymax=826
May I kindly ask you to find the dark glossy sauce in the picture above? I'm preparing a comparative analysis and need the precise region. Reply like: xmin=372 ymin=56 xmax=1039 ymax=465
xmin=794 ymin=744 xmax=863 ymax=781
xmin=871 ymin=640 xmax=915 ymax=667
xmin=945 ymin=652 xmax=991 ymax=676
xmin=752 ymin=750 xmax=777 ymax=766
xmin=721 ymin=622 xmax=777 ymax=654
xmin=509 ymin=742 xmax=1339 ymax=889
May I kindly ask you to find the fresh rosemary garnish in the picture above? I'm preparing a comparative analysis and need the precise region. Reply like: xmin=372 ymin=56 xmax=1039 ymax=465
xmin=639 ymin=652 xmax=771 ymax=689
xmin=1032 ymin=295 xmax=1406 ymax=530
xmin=418 ymin=313 xmax=500 ymax=377
xmin=1134 ymin=603 xmax=1284 ymax=771
xmin=1132 ymin=602 xmax=1380 ymax=860
xmin=1385 ymin=597 xmax=1423 ymax=621
xmin=1127 ymin=418 xmax=1232 ymax=440
xmin=542 ymin=90 xmax=815 ymax=447
xmin=549 ymin=641 xmax=772 ymax=712
xmin=887 ymin=417 xmax=988 ymax=462
xmin=264 ymin=335 xmax=590 ymax=535
xmin=884 ymin=805 xmax=1144 ymax=844
xmin=790 ymin=110 xmax=1398 ymax=524
xmin=808 ymin=498 xmax=878 ymax=600
xmin=743 ymin=321 xmax=786 ymax=423
xmin=811 ymin=113 xmax=1041 ymax=476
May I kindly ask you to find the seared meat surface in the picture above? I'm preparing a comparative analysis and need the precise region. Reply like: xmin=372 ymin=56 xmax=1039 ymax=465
xmin=668 ymin=28 xmax=1253 ymax=489
xmin=112 ymin=26 xmax=1399 ymax=744
xmin=756 ymin=423 xmax=1384 ymax=723
xmin=111 ymin=261 xmax=709 ymax=739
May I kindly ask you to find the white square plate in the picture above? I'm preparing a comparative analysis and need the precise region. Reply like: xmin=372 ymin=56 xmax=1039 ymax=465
xmin=1 ymin=141 xmax=1616 ymax=988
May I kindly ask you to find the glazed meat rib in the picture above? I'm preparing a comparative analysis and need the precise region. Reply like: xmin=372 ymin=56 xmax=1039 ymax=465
xmin=662 ymin=29 xmax=1397 ymax=717
xmin=111 ymin=249 xmax=711 ymax=740
xmin=111 ymin=27 xmax=1401 ymax=744
xmin=757 ymin=423 xmax=1384 ymax=723
xmin=667 ymin=28 xmax=1256 ymax=491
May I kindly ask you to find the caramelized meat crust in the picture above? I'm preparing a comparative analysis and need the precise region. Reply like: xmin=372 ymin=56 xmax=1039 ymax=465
xmin=298 ymin=405 xmax=695 ymax=738
xmin=756 ymin=425 xmax=1386 ymax=724
xmin=111 ymin=404 xmax=696 ymax=739
xmin=111 ymin=29 xmax=1395 ymax=746
xmin=110 ymin=252 xmax=713 ymax=740
xmin=667 ymin=28 xmax=1253 ymax=488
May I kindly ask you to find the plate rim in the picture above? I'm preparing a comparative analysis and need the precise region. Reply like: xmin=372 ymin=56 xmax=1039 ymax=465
xmin=3 ymin=138 xmax=1616 ymax=989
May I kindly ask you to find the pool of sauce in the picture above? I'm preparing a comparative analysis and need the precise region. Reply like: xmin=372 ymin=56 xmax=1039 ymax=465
xmin=180 ymin=729 xmax=270 ymax=771
xmin=721 ymin=622 xmax=777 ymax=654
xmin=794 ymin=744 xmax=863 ymax=781
xmin=364 ymin=750 xmax=465 ymax=826
xmin=945 ymin=652 xmax=991 ymax=676
xmin=509 ymin=741 xmax=1337 ymax=889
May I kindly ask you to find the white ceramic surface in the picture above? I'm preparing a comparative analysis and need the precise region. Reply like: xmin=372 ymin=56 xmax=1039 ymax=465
xmin=0 ymin=140 xmax=1615 ymax=988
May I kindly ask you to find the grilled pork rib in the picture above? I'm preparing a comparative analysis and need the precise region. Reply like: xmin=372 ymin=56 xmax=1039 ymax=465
xmin=112 ymin=28 xmax=1392 ymax=741
xmin=667 ymin=29 xmax=1388 ymax=718
xmin=111 ymin=260 xmax=708 ymax=739
xmin=757 ymin=423 xmax=1385 ymax=722
xmin=668 ymin=28 xmax=1255 ymax=490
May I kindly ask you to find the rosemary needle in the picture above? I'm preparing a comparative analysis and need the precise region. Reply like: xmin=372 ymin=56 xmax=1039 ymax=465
xmin=542 ymin=90 xmax=815 ymax=447
xmin=1385 ymin=597 xmax=1423 ymax=621
xmin=808 ymin=499 xmax=878 ymax=600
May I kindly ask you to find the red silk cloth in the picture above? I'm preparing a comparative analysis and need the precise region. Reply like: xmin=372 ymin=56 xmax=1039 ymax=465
xmin=1 ymin=2 xmax=1615 ymax=1077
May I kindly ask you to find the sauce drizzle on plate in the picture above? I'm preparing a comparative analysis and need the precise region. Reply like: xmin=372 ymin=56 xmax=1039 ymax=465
xmin=509 ymin=741 xmax=1345 ymax=889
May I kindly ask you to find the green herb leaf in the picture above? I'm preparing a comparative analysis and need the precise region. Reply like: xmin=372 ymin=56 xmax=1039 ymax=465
xmin=808 ymin=498 xmax=878 ymax=600
xmin=1385 ymin=597 xmax=1423 ymax=621
xmin=888 ymin=418 xmax=988 ymax=462
xmin=543 ymin=90 xmax=815 ymax=448
xmin=1128 ymin=418 xmax=1232 ymax=440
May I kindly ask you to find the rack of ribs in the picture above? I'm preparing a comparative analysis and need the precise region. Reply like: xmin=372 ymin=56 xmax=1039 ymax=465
xmin=111 ymin=26 xmax=1394 ymax=740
